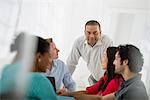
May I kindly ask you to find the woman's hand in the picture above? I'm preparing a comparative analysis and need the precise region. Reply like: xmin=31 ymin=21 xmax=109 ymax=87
xmin=57 ymin=89 xmax=65 ymax=96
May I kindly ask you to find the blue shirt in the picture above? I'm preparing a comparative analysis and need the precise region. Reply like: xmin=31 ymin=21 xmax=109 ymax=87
xmin=44 ymin=59 xmax=76 ymax=91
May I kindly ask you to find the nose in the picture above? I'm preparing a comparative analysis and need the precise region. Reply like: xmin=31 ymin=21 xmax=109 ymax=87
xmin=89 ymin=33 xmax=94 ymax=38
xmin=57 ymin=48 xmax=59 ymax=52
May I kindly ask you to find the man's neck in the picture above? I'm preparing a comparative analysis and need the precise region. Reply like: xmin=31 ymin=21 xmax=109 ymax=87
xmin=122 ymin=70 xmax=137 ymax=81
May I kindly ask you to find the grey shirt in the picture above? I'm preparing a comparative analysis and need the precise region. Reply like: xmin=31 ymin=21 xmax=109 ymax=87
xmin=115 ymin=75 xmax=149 ymax=100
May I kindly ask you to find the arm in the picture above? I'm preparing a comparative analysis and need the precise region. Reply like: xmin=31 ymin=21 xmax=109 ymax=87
xmin=86 ymin=76 xmax=104 ymax=94
xmin=59 ymin=90 xmax=86 ymax=96
xmin=74 ymin=94 xmax=102 ymax=100
xmin=102 ymin=93 xmax=115 ymax=100
xmin=102 ymin=35 xmax=113 ymax=53
xmin=62 ymin=62 xmax=76 ymax=91
xmin=74 ymin=93 xmax=115 ymax=100
xmin=66 ymin=39 xmax=81 ymax=74
xmin=28 ymin=74 xmax=57 ymax=100
xmin=101 ymin=79 xmax=121 ymax=96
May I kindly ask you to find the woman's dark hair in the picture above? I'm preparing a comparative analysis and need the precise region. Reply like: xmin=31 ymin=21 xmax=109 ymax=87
xmin=98 ymin=47 xmax=117 ymax=92
xmin=36 ymin=36 xmax=50 ymax=55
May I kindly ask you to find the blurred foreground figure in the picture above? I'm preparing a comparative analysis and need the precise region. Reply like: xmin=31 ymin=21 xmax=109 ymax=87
xmin=0 ymin=33 xmax=74 ymax=100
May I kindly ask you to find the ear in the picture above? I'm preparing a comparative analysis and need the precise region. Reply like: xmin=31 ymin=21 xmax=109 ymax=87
xmin=123 ymin=59 xmax=128 ymax=65
xmin=35 ymin=53 xmax=42 ymax=62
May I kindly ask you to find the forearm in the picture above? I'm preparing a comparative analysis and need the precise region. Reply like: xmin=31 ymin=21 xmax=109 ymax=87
xmin=74 ymin=92 xmax=115 ymax=100
xmin=102 ymin=93 xmax=115 ymax=100
xmin=59 ymin=90 xmax=86 ymax=97
xmin=74 ymin=94 xmax=102 ymax=100
xmin=66 ymin=64 xmax=76 ymax=75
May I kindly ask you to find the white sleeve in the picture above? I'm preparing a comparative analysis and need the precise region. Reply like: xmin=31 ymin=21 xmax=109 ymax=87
xmin=66 ymin=39 xmax=81 ymax=74
xmin=103 ymin=35 xmax=113 ymax=51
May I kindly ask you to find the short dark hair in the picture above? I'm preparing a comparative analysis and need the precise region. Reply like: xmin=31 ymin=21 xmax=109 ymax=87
xmin=117 ymin=44 xmax=144 ymax=73
xmin=85 ymin=20 xmax=101 ymax=30
xmin=36 ymin=36 xmax=50 ymax=55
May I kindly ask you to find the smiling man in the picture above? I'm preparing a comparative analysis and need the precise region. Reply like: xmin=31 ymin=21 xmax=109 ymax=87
xmin=67 ymin=20 xmax=113 ymax=85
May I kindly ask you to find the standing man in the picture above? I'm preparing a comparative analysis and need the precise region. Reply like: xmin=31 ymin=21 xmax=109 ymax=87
xmin=67 ymin=20 xmax=113 ymax=85
xmin=45 ymin=38 xmax=76 ymax=92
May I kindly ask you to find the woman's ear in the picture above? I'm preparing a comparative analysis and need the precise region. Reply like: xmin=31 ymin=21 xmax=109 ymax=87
xmin=35 ymin=53 xmax=41 ymax=62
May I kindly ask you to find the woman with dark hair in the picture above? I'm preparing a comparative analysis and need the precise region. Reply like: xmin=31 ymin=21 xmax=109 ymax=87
xmin=86 ymin=47 xmax=123 ymax=96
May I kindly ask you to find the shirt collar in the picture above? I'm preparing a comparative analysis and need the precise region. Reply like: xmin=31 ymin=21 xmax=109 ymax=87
xmin=52 ymin=59 xmax=57 ymax=67
xmin=121 ymin=74 xmax=141 ymax=88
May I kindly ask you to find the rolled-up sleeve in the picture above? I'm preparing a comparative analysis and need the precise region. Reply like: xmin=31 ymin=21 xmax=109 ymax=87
xmin=66 ymin=39 xmax=81 ymax=74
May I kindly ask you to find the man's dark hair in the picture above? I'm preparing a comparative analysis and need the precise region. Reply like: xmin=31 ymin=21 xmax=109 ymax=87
xmin=117 ymin=44 xmax=144 ymax=73
xmin=85 ymin=20 xmax=101 ymax=30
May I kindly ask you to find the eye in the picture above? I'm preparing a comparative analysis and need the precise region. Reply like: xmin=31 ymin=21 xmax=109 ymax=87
xmin=86 ymin=31 xmax=90 ymax=35
xmin=93 ymin=32 xmax=98 ymax=35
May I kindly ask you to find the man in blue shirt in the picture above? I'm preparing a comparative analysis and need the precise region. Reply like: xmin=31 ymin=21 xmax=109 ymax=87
xmin=45 ymin=38 xmax=76 ymax=92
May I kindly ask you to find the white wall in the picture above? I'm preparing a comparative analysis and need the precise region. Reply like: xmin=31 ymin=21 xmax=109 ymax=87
xmin=0 ymin=0 xmax=150 ymax=94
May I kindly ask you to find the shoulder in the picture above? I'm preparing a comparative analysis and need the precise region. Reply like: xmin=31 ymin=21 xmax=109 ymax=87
xmin=53 ymin=59 xmax=65 ymax=67
xmin=125 ymin=80 xmax=148 ymax=99
xmin=53 ymin=59 xmax=68 ymax=71
xmin=130 ymin=79 xmax=147 ymax=91
xmin=29 ymin=73 xmax=49 ymax=83
xmin=74 ymin=36 xmax=85 ymax=45
xmin=101 ymin=34 xmax=112 ymax=44
xmin=107 ymin=74 xmax=123 ymax=86
xmin=28 ymin=73 xmax=52 ymax=89
xmin=76 ymin=35 xmax=85 ymax=41
xmin=1 ymin=63 xmax=21 ymax=81
xmin=2 ymin=63 xmax=20 ymax=73
xmin=54 ymin=59 xmax=64 ymax=64
xmin=114 ymin=74 xmax=124 ymax=80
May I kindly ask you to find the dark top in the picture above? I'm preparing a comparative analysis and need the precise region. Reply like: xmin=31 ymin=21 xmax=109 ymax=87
xmin=115 ymin=75 xmax=149 ymax=100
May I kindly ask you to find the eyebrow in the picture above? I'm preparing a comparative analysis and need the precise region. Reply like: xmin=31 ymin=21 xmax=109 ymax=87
xmin=93 ymin=31 xmax=97 ymax=33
